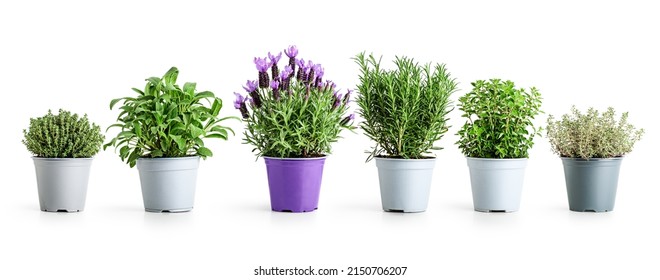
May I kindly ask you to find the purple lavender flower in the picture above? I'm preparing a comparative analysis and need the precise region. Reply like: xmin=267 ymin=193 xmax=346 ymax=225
xmin=306 ymin=62 xmax=316 ymax=85
xmin=280 ymin=65 xmax=293 ymax=80
xmin=340 ymin=113 xmax=355 ymax=126
xmin=254 ymin=57 xmax=269 ymax=72
xmin=270 ymin=80 xmax=280 ymax=100
xmin=343 ymin=89 xmax=352 ymax=105
xmin=313 ymin=64 xmax=324 ymax=87
xmin=254 ymin=57 xmax=271 ymax=88
xmin=234 ymin=92 xmax=250 ymax=119
xmin=242 ymin=80 xmax=258 ymax=93
xmin=296 ymin=58 xmax=306 ymax=81
xmin=332 ymin=91 xmax=343 ymax=109
xmin=284 ymin=45 xmax=298 ymax=58
xmin=268 ymin=52 xmax=282 ymax=80
xmin=284 ymin=45 xmax=298 ymax=75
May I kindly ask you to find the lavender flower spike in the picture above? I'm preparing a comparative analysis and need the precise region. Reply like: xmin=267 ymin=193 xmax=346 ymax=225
xmin=233 ymin=92 xmax=244 ymax=109
xmin=280 ymin=65 xmax=293 ymax=80
xmin=270 ymin=80 xmax=280 ymax=100
xmin=254 ymin=57 xmax=269 ymax=73
xmin=243 ymin=80 xmax=258 ymax=93
xmin=340 ymin=113 xmax=355 ymax=126
xmin=296 ymin=58 xmax=306 ymax=81
xmin=234 ymin=92 xmax=250 ymax=119
xmin=332 ymin=91 xmax=343 ymax=109
xmin=343 ymin=89 xmax=352 ymax=105
xmin=255 ymin=57 xmax=270 ymax=88
xmin=284 ymin=45 xmax=298 ymax=58
xmin=269 ymin=52 xmax=282 ymax=81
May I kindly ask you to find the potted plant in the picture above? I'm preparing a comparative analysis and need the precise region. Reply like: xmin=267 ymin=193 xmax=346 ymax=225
xmin=546 ymin=106 xmax=643 ymax=212
xmin=353 ymin=52 xmax=457 ymax=213
xmin=105 ymin=67 xmax=234 ymax=213
xmin=456 ymin=79 xmax=542 ymax=213
xmin=234 ymin=45 xmax=354 ymax=212
xmin=23 ymin=109 xmax=104 ymax=212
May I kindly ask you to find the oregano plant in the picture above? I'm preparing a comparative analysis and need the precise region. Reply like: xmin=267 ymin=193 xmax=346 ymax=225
xmin=456 ymin=79 xmax=542 ymax=158
xmin=354 ymin=52 xmax=457 ymax=160
xmin=235 ymin=45 xmax=354 ymax=158
xmin=546 ymin=106 xmax=644 ymax=159
xmin=105 ymin=67 xmax=235 ymax=167
xmin=23 ymin=109 xmax=104 ymax=158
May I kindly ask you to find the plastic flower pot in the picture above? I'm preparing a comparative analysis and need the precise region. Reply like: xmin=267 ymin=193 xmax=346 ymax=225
xmin=136 ymin=156 xmax=199 ymax=213
xmin=561 ymin=157 xmax=622 ymax=212
xmin=32 ymin=157 xmax=93 ymax=212
xmin=264 ymin=157 xmax=326 ymax=212
xmin=466 ymin=158 xmax=527 ymax=213
xmin=375 ymin=157 xmax=436 ymax=213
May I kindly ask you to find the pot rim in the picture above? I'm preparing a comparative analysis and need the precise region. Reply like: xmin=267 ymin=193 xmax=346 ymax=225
xmin=560 ymin=156 xmax=624 ymax=161
xmin=32 ymin=157 xmax=94 ymax=160
xmin=374 ymin=156 xmax=436 ymax=162
xmin=466 ymin=157 xmax=527 ymax=161
xmin=262 ymin=156 xmax=328 ymax=161
xmin=137 ymin=156 xmax=200 ymax=161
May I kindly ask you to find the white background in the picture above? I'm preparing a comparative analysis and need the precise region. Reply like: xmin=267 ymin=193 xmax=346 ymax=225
xmin=1 ymin=0 xmax=658 ymax=279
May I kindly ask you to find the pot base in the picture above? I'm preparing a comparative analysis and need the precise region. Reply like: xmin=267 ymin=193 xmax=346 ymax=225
xmin=569 ymin=208 xmax=610 ymax=213
xmin=145 ymin=207 xmax=192 ymax=213
xmin=474 ymin=208 xmax=516 ymax=213
xmin=383 ymin=208 xmax=425 ymax=213
xmin=41 ymin=208 xmax=82 ymax=213
xmin=272 ymin=207 xmax=318 ymax=213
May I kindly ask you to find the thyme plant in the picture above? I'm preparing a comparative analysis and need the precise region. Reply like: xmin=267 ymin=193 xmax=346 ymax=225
xmin=546 ymin=106 xmax=644 ymax=159
xmin=456 ymin=79 xmax=542 ymax=158
xmin=235 ymin=45 xmax=354 ymax=158
xmin=354 ymin=52 xmax=457 ymax=160
xmin=105 ymin=67 xmax=234 ymax=167
xmin=23 ymin=109 xmax=104 ymax=158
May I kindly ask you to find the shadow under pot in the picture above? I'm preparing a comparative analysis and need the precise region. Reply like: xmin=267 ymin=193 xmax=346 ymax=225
xmin=136 ymin=156 xmax=199 ymax=213
xmin=466 ymin=157 xmax=528 ymax=213
xmin=33 ymin=157 xmax=93 ymax=212
xmin=264 ymin=156 xmax=326 ymax=213
xmin=561 ymin=157 xmax=622 ymax=212
xmin=375 ymin=157 xmax=436 ymax=213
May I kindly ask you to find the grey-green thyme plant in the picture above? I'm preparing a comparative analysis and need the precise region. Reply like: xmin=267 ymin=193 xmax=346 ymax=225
xmin=354 ymin=52 xmax=457 ymax=161
xmin=23 ymin=109 xmax=104 ymax=158
xmin=105 ymin=67 xmax=235 ymax=167
xmin=456 ymin=79 xmax=542 ymax=158
xmin=546 ymin=106 xmax=644 ymax=159
xmin=235 ymin=45 xmax=354 ymax=158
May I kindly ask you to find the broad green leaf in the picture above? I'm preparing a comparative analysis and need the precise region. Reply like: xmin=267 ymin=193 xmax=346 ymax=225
xmin=197 ymin=147 xmax=213 ymax=157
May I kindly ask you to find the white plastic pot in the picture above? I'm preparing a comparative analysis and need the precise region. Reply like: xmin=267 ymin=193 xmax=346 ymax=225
xmin=375 ymin=157 xmax=436 ymax=213
xmin=33 ymin=157 xmax=93 ymax=212
xmin=466 ymin=157 xmax=527 ymax=213
xmin=136 ymin=156 xmax=200 ymax=213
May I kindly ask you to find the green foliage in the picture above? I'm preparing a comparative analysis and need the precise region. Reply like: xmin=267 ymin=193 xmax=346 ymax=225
xmin=105 ymin=67 xmax=235 ymax=167
xmin=238 ymin=48 xmax=354 ymax=158
xmin=23 ymin=109 xmax=104 ymax=158
xmin=546 ymin=106 xmax=644 ymax=159
xmin=353 ymin=52 xmax=457 ymax=161
xmin=456 ymin=79 xmax=542 ymax=158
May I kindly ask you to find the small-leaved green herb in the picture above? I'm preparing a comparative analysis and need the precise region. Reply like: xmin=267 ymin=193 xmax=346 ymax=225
xmin=456 ymin=79 xmax=542 ymax=158
xmin=546 ymin=106 xmax=644 ymax=159
xmin=23 ymin=109 xmax=104 ymax=158
xmin=354 ymin=52 xmax=457 ymax=161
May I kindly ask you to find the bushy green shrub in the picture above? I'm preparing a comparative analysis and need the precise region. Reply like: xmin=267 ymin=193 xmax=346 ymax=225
xmin=354 ymin=52 xmax=457 ymax=160
xmin=105 ymin=67 xmax=234 ymax=167
xmin=23 ymin=109 xmax=104 ymax=158
xmin=456 ymin=79 xmax=543 ymax=158
xmin=546 ymin=106 xmax=644 ymax=159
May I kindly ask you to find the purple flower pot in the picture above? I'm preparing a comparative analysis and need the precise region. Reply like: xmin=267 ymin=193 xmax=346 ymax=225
xmin=264 ymin=157 xmax=326 ymax=212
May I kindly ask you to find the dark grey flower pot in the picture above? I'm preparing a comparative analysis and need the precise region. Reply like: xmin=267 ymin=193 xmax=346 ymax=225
xmin=561 ymin=157 xmax=623 ymax=212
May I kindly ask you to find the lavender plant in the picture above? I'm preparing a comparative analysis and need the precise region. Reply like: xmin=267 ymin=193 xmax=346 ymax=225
xmin=546 ymin=106 xmax=644 ymax=159
xmin=23 ymin=109 xmax=104 ymax=158
xmin=354 ymin=52 xmax=457 ymax=161
xmin=235 ymin=45 xmax=354 ymax=158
